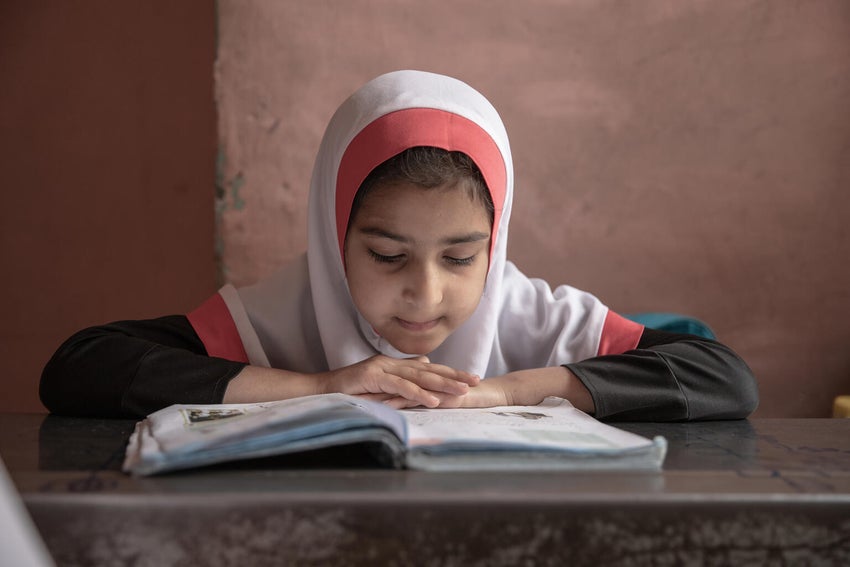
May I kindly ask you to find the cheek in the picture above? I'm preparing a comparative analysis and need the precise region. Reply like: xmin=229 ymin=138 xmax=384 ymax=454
xmin=455 ymin=266 xmax=488 ymax=313
xmin=346 ymin=270 xmax=369 ymax=309
xmin=346 ymin=262 xmax=387 ymax=315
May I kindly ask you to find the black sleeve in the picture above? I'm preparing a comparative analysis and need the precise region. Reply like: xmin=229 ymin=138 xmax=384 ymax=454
xmin=564 ymin=328 xmax=759 ymax=422
xmin=40 ymin=315 xmax=247 ymax=419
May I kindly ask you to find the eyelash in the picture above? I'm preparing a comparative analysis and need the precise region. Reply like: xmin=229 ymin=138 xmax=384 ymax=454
xmin=367 ymin=250 xmax=475 ymax=266
xmin=368 ymin=250 xmax=403 ymax=264
xmin=446 ymin=255 xmax=475 ymax=266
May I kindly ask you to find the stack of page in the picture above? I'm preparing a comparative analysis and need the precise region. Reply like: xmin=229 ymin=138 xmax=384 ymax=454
xmin=123 ymin=394 xmax=667 ymax=475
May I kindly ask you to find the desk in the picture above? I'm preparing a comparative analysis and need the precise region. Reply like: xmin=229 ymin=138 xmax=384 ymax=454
xmin=2 ymin=414 xmax=849 ymax=566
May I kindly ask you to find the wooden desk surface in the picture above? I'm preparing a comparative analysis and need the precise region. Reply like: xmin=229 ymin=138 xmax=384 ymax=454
xmin=2 ymin=414 xmax=849 ymax=566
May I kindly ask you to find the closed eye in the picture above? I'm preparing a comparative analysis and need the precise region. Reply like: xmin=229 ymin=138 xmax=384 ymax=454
xmin=446 ymin=255 xmax=475 ymax=266
xmin=368 ymin=250 xmax=404 ymax=264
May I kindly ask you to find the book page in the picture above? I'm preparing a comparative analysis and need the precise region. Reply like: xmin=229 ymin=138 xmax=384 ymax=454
xmin=401 ymin=397 xmax=651 ymax=452
xmin=147 ymin=396 xmax=339 ymax=452
xmin=146 ymin=394 xmax=407 ymax=453
xmin=124 ymin=394 xmax=410 ymax=474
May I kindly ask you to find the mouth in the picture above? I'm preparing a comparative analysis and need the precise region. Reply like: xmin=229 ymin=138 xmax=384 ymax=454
xmin=394 ymin=317 xmax=442 ymax=332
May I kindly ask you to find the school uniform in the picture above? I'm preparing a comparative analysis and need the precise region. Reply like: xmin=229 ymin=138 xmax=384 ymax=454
xmin=41 ymin=71 xmax=758 ymax=420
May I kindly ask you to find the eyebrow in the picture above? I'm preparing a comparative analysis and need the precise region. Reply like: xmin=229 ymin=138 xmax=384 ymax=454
xmin=358 ymin=227 xmax=490 ymax=245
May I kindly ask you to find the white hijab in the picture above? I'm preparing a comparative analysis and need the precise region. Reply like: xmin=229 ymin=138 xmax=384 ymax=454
xmin=218 ymin=70 xmax=620 ymax=378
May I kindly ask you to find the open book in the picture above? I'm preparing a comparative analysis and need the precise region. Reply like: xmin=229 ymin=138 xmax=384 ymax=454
xmin=123 ymin=394 xmax=667 ymax=475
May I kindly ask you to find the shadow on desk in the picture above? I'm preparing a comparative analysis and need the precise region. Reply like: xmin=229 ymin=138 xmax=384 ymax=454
xmin=620 ymin=420 xmax=759 ymax=470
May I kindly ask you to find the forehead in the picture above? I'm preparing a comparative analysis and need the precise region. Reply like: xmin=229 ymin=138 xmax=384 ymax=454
xmin=351 ymin=182 xmax=491 ymax=233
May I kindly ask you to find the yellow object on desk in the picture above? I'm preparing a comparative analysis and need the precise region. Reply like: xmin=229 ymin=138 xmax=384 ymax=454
xmin=834 ymin=396 xmax=850 ymax=418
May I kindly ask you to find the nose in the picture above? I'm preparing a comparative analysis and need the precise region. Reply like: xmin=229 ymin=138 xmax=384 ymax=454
xmin=402 ymin=260 xmax=443 ymax=308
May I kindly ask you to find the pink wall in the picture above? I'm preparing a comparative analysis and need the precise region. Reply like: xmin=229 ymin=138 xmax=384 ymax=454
xmin=3 ymin=2 xmax=847 ymax=417
xmin=0 ymin=3 xmax=217 ymax=412
xmin=216 ymin=1 xmax=850 ymax=417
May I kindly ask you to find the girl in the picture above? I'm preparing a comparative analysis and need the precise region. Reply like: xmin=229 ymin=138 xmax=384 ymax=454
xmin=41 ymin=70 xmax=758 ymax=420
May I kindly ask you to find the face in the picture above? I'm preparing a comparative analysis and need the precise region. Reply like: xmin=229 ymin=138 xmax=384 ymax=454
xmin=344 ymin=181 xmax=492 ymax=355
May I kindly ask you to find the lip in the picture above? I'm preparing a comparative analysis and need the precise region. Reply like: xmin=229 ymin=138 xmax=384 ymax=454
xmin=395 ymin=317 xmax=441 ymax=332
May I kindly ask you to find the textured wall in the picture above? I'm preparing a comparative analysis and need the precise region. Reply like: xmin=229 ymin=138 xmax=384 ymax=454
xmin=0 ymin=2 xmax=217 ymax=412
xmin=216 ymin=1 xmax=850 ymax=417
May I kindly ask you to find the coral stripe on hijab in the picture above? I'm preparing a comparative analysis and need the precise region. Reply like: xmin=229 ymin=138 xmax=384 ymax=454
xmin=189 ymin=70 xmax=643 ymax=377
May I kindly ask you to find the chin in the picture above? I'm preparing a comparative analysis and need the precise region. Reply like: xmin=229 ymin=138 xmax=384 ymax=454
xmin=387 ymin=336 xmax=444 ymax=357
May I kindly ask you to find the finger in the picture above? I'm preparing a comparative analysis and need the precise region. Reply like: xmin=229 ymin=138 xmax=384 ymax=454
xmin=381 ymin=396 xmax=423 ymax=410
xmin=413 ymin=361 xmax=480 ymax=386
xmin=376 ymin=374 xmax=440 ymax=408
xmin=392 ymin=365 xmax=471 ymax=395
xmin=359 ymin=393 xmax=427 ymax=409
xmin=397 ymin=363 xmax=482 ymax=395
xmin=356 ymin=393 xmax=396 ymax=403
xmin=393 ymin=358 xmax=480 ymax=387
xmin=431 ymin=392 xmax=466 ymax=409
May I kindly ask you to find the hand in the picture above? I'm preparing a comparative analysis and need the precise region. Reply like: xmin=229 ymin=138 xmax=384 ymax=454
xmin=430 ymin=367 xmax=596 ymax=412
xmin=318 ymin=355 xmax=480 ymax=409
xmin=431 ymin=378 xmax=510 ymax=408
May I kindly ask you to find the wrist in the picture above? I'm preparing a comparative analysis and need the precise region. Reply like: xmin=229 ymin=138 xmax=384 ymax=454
xmin=223 ymin=365 xmax=321 ymax=403
xmin=510 ymin=367 xmax=563 ymax=406
xmin=314 ymin=370 xmax=333 ymax=396
xmin=498 ymin=367 xmax=591 ymax=409
xmin=561 ymin=366 xmax=595 ymax=413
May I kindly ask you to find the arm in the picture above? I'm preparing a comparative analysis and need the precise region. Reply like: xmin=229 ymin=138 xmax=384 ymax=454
xmin=433 ymin=366 xmax=594 ymax=412
xmin=441 ymin=328 xmax=758 ymax=421
xmin=41 ymin=316 xmax=478 ymax=418
xmin=40 ymin=316 xmax=247 ymax=418
xmin=223 ymin=355 xmax=478 ymax=409
xmin=566 ymin=328 xmax=759 ymax=421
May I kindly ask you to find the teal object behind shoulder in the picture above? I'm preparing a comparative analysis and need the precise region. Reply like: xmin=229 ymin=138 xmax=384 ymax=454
xmin=624 ymin=313 xmax=716 ymax=340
